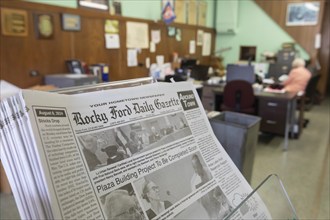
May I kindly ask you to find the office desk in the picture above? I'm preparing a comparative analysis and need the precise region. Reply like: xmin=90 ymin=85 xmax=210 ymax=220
xmin=202 ymin=83 xmax=297 ymax=150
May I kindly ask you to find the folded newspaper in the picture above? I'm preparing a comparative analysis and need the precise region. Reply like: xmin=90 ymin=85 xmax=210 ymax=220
xmin=0 ymin=81 xmax=271 ymax=219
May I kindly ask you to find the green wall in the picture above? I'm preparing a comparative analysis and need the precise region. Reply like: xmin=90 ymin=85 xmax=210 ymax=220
xmin=26 ymin=0 xmax=76 ymax=8
xmin=121 ymin=0 xmax=162 ymax=21
xmin=216 ymin=0 xmax=309 ymax=66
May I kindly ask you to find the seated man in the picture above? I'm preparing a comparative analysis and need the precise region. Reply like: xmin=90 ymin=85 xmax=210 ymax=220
xmin=282 ymin=58 xmax=312 ymax=94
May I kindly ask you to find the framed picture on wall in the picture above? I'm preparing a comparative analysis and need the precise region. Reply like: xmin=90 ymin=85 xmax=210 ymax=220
xmin=34 ymin=13 xmax=54 ymax=39
xmin=167 ymin=26 xmax=176 ymax=37
xmin=174 ymin=0 xmax=185 ymax=23
xmin=78 ymin=0 xmax=109 ymax=11
xmin=239 ymin=46 xmax=256 ymax=62
xmin=286 ymin=2 xmax=320 ymax=26
xmin=61 ymin=13 xmax=81 ymax=31
xmin=1 ymin=8 xmax=28 ymax=37
xmin=109 ymin=0 xmax=122 ymax=15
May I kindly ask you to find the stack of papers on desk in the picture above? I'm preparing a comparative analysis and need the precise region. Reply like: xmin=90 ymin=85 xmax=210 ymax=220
xmin=262 ymin=78 xmax=275 ymax=84
xmin=263 ymin=87 xmax=286 ymax=93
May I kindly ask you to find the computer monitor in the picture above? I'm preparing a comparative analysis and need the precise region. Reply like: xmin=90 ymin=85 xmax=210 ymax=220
xmin=267 ymin=63 xmax=291 ymax=79
xmin=226 ymin=64 xmax=255 ymax=84
xmin=253 ymin=63 xmax=269 ymax=77
xmin=190 ymin=65 xmax=210 ymax=81
xmin=180 ymin=59 xmax=197 ymax=69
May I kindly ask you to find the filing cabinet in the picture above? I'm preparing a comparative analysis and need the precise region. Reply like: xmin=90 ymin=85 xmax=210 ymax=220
xmin=258 ymin=97 xmax=288 ymax=135
xmin=201 ymin=83 xmax=296 ymax=139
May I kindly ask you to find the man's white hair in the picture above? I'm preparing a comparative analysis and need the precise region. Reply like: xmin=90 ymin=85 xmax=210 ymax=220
xmin=292 ymin=58 xmax=306 ymax=68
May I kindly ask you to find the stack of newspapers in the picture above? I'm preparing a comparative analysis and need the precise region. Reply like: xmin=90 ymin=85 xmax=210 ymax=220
xmin=0 ymin=80 xmax=270 ymax=219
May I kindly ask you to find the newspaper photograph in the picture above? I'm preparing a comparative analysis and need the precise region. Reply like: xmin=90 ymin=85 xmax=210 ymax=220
xmin=20 ymin=81 xmax=271 ymax=219
xmin=78 ymin=112 xmax=191 ymax=172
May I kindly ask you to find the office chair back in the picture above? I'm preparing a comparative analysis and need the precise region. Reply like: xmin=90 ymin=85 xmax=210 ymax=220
xmin=222 ymin=80 xmax=255 ymax=114
xmin=304 ymin=73 xmax=321 ymax=108
xmin=226 ymin=64 xmax=255 ymax=84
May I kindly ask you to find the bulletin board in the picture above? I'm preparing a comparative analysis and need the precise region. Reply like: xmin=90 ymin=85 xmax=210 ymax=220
xmin=0 ymin=0 xmax=216 ymax=88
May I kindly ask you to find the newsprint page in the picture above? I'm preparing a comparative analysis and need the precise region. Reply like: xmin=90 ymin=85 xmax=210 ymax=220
xmin=23 ymin=81 xmax=270 ymax=219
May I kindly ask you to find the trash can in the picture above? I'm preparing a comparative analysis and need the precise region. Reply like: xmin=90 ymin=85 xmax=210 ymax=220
xmin=209 ymin=111 xmax=261 ymax=183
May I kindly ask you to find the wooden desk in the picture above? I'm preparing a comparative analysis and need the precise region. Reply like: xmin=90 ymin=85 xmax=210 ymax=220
xmin=202 ymin=83 xmax=297 ymax=150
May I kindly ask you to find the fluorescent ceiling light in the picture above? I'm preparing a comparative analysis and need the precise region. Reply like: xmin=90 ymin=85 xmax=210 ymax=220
xmin=79 ymin=1 xmax=108 ymax=10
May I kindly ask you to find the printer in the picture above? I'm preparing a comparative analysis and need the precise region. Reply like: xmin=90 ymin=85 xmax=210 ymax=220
xmin=44 ymin=74 xmax=99 ymax=88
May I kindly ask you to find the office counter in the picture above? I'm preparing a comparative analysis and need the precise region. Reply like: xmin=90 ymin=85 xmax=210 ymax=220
xmin=202 ymin=83 xmax=297 ymax=150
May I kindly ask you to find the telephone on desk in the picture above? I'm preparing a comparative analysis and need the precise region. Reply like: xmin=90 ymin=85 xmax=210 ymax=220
xmin=66 ymin=60 xmax=85 ymax=74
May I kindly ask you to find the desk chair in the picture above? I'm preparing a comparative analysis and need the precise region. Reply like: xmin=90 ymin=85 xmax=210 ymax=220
xmin=303 ymin=73 xmax=321 ymax=110
xmin=226 ymin=64 xmax=255 ymax=84
xmin=297 ymin=73 xmax=321 ymax=131
xmin=221 ymin=80 xmax=256 ymax=114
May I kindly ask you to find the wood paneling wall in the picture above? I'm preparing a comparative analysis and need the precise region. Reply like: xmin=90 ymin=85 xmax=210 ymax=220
xmin=0 ymin=1 xmax=215 ymax=88
xmin=255 ymin=0 xmax=329 ymax=96
xmin=254 ymin=0 xmax=324 ymax=62
xmin=318 ymin=0 xmax=330 ymax=96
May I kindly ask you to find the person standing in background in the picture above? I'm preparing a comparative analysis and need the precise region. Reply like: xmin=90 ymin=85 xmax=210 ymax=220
xmin=148 ymin=126 xmax=162 ymax=144
xmin=114 ymin=127 xmax=132 ymax=156
xmin=81 ymin=135 xmax=101 ymax=171
xmin=127 ymin=131 xmax=143 ymax=154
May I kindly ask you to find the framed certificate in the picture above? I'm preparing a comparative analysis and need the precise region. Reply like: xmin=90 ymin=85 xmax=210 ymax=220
xmin=61 ymin=13 xmax=81 ymax=31
xmin=1 ymin=8 xmax=28 ymax=37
